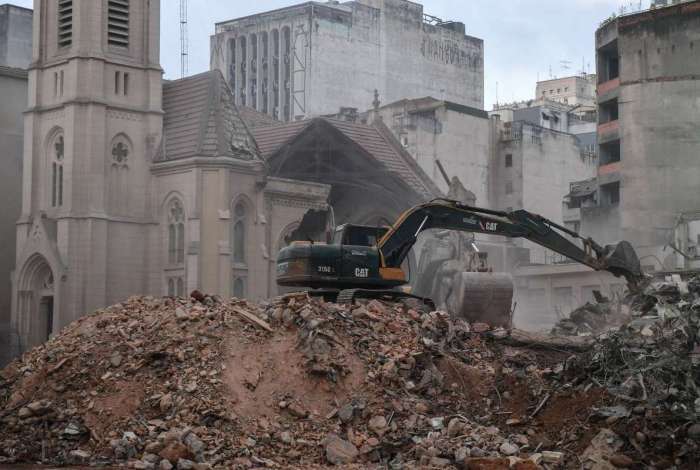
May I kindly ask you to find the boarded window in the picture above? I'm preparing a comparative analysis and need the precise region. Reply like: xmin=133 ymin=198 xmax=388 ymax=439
xmin=58 ymin=0 xmax=73 ymax=48
xmin=108 ymin=0 xmax=130 ymax=47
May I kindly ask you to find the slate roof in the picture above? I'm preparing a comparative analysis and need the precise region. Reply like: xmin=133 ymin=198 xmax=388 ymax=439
xmin=237 ymin=106 xmax=284 ymax=130
xmin=159 ymin=70 xmax=259 ymax=161
xmin=250 ymin=117 xmax=441 ymax=199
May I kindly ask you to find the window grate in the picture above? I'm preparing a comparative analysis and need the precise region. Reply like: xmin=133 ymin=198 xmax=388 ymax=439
xmin=108 ymin=0 xmax=129 ymax=47
xmin=58 ymin=0 xmax=73 ymax=48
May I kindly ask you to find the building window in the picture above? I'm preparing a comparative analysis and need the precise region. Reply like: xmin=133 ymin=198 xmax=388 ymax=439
xmin=115 ymin=71 xmax=121 ymax=94
xmin=107 ymin=0 xmax=130 ymax=47
xmin=51 ymin=133 xmax=65 ymax=207
xmin=505 ymin=181 xmax=513 ymax=195
xmin=600 ymin=182 xmax=620 ymax=206
xmin=167 ymin=277 xmax=185 ymax=297
xmin=232 ymin=202 xmax=248 ymax=264
xmin=233 ymin=277 xmax=246 ymax=298
xmin=505 ymin=154 xmax=513 ymax=168
xmin=167 ymin=199 xmax=185 ymax=264
xmin=58 ymin=0 xmax=73 ymax=48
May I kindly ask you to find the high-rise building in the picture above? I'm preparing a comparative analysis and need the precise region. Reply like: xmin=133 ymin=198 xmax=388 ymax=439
xmin=210 ymin=0 xmax=484 ymax=121
xmin=583 ymin=0 xmax=700 ymax=269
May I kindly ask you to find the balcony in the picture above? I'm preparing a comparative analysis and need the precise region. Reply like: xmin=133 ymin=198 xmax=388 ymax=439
xmin=598 ymin=162 xmax=620 ymax=176
xmin=597 ymin=78 xmax=620 ymax=96
xmin=598 ymin=120 xmax=620 ymax=144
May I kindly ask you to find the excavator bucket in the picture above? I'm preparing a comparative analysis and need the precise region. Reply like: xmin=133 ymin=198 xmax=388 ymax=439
xmin=602 ymin=241 xmax=644 ymax=287
xmin=445 ymin=272 xmax=515 ymax=328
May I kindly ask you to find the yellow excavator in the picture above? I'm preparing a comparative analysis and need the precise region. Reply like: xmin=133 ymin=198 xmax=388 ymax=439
xmin=277 ymin=199 xmax=644 ymax=322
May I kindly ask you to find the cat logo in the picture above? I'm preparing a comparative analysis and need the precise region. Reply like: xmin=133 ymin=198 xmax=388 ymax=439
xmin=354 ymin=267 xmax=369 ymax=278
xmin=480 ymin=221 xmax=498 ymax=232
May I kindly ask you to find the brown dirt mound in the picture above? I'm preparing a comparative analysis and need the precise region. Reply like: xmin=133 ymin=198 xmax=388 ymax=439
xmin=0 ymin=291 xmax=697 ymax=469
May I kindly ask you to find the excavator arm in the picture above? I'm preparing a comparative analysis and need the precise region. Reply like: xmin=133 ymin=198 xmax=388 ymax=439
xmin=379 ymin=199 xmax=645 ymax=289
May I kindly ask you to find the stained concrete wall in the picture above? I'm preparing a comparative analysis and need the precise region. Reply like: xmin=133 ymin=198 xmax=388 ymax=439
xmin=0 ymin=67 xmax=26 ymax=366
xmin=0 ymin=4 xmax=32 ymax=69
xmin=492 ymin=121 xmax=597 ymax=263
xmin=370 ymin=100 xmax=490 ymax=203
xmin=211 ymin=0 xmax=484 ymax=120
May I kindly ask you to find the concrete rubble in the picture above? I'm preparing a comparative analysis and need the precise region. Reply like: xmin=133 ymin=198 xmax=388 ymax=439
xmin=0 ymin=285 xmax=698 ymax=468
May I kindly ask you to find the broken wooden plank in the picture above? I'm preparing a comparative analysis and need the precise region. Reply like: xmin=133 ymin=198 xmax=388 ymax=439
xmin=232 ymin=307 xmax=273 ymax=332
xmin=494 ymin=329 xmax=594 ymax=352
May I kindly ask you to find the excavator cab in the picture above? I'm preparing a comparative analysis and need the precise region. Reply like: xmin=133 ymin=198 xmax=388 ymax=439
xmin=332 ymin=224 xmax=389 ymax=247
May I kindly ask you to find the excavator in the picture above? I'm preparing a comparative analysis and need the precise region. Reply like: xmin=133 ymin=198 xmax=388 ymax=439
xmin=276 ymin=199 xmax=645 ymax=321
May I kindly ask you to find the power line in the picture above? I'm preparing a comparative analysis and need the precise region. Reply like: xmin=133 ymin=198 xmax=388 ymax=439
xmin=180 ymin=0 xmax=188 ymax=78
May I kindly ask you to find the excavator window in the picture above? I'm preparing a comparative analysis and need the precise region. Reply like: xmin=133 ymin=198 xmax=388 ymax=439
xmin=333 ymin=225 xmax=389 ymax=247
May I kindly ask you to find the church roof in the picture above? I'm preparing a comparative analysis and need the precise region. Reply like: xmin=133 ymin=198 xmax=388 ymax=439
xmin=160 ymin=70 xmax=259 ymax=161
xmin=250 ymin=117 xmax=441 ymax=199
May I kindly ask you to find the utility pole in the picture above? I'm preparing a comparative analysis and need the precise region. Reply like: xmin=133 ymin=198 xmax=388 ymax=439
xmin=180 ymin=0 xmax=188 ymax=78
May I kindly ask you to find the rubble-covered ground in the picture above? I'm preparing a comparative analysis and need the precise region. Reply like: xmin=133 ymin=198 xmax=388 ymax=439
xmin=1 ymin=279 xmax=699 ymax=469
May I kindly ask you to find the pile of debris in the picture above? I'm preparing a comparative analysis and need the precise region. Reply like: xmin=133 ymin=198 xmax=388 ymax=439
xmin=1 ymin=285 xmax=698 ymax=468
xmin=550 ymin=292 xmax=629 ymax=337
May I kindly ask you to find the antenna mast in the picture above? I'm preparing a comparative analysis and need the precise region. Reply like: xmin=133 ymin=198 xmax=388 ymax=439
xmin=180 ymin=0 xmax=188 ymax=78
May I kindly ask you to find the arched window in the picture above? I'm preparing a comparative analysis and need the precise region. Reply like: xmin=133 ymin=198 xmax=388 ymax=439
xmin=109 ymin=135 xmax=130 ymax=214
xmin=51 ymin=133 xmax=65 ymax=207
xmin=233 ymin=277 xmax=246 ymax=298
xmin=167 ymin=199 xmax=185 ymax=265
xmin=232 ymin=201 xmax=247 ymax=264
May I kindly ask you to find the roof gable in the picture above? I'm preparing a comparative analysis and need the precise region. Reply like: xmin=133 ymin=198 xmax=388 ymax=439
xmin=250 ymin=117 xmax=440 ymax=200
xmin=160 ymin=71 xmax=260 ymax=161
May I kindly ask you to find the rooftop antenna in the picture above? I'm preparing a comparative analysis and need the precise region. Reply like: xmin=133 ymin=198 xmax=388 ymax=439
xmin=180 ymin=0 xmax=189 ymax=78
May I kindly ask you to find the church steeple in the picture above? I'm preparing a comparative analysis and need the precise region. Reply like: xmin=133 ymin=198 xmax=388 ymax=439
xmin=14 ymin=0 xmax=163 ymax=352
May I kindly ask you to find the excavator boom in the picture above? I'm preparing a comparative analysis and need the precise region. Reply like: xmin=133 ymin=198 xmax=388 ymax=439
xmin=379 ymin=200 xmax=644 ymax=289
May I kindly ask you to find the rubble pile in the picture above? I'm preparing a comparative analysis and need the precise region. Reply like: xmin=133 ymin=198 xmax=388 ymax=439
xmin=0 ymin=285 xmax=698 ymax=469
xmin=550 ymin=293 xmax=629 ymax=337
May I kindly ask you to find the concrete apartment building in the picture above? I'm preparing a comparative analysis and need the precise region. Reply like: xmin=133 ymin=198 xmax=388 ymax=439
xmin=535 ymin=74 xmax=597 ymax=109
xmin=516 ymin=0 xmax=700 ymax=330
xmin=210 ymin=0 xmax=484 ymax=122
xmin=0 ymin=3 xmax=31 ymax=367
xmin=579 ymin=0 xmax=700 ymax=269
xmin=0 ymin=3 xmax=31 ymax=68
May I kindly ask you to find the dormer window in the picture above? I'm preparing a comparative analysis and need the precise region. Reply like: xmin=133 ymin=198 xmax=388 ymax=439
xmin=108 ymin=0 xmax=130 ymax=48
xmin=58 ymin=0 xmax=73 ymax=48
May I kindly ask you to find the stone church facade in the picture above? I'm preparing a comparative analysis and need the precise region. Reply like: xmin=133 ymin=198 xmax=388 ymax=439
xmin=10 ymin=0 xmax=436 ymax=356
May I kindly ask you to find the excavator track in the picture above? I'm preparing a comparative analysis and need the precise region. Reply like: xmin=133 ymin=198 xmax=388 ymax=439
xmin=336 ymin=288 xmax=436 ymax=310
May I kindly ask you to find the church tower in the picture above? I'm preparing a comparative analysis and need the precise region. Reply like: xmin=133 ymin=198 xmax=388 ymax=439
xmin=12 ymin=0 xmax=162 ymax=351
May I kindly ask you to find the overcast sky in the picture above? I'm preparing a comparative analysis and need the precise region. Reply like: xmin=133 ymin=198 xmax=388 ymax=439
xmin=12 ymin=0 xmax=652 ymax=109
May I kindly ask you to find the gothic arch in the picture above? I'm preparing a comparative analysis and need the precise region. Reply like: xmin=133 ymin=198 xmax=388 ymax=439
xmin=45 ymin=127 xmax=65 ymax=208
xmin=14 ymin=253 xmax=58 ymax=351
xmin=108 ymin=133 xmax=132 ymax=214
xmin=230 ymin=194 xmax=254 ymax=266
xmin=109 ymin=133 xmax=133 ymax=167
xmin=162 ymin=195 xmax=187 ymax=296
xmin=276 ymin=221 xmax=300 ymax=255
